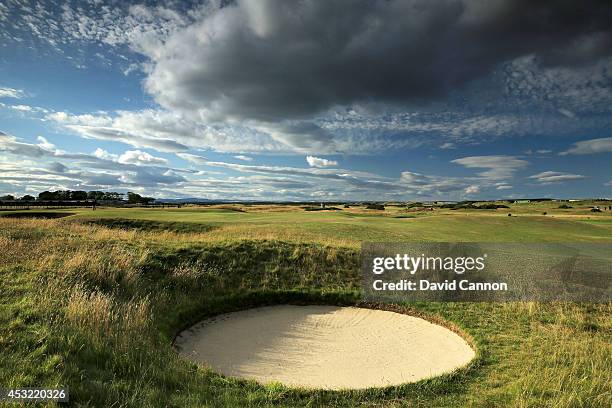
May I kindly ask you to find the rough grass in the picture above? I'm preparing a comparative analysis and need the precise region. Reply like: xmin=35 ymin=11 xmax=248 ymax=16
xmin=1 ymin=208 xmax=611 ymax=407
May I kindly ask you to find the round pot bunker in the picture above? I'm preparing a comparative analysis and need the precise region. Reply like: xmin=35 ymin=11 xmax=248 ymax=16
xmin=174 ymin=305 xmax=475 ymax=390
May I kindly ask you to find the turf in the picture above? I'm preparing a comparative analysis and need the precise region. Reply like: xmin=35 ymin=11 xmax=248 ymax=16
xmin=1 ymin=203 xmax=611 ymax=407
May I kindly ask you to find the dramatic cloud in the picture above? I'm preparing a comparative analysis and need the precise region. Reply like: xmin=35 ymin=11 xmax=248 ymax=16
xmin=562 ymin=137 xmax=612 ymax=155
xmin=306 ymin=156 xmax=338 ymax=168
xmin=451 ymin=155 xmax=529 ymax=179
xmin=6 ymin=1 xmax=611 ymax=155
xmin=528 ymin=171 xmax=586 ymax=184
xmin=121 ymin=0 xmax=611 ymax=151
xmin=143 ymin=0 xmax=612 ymax=124
xmin=1 ymin=1 xmax=611 ymax=199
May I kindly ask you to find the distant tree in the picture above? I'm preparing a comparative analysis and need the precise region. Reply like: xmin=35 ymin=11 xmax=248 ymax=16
xmin=87 ymin=191 xmax=105 ymax=200
xmin=70 ymin=190 xmax=88 ymax=200
xmin=127 ymin=192 xmax=154 ymax=204
xmin=61 ymin=190 xmax=74 ymax=200
xmin=140 ymin=196 xmax=155 ymax=205
xmin=20 ymin=195 xmax=35 ymax=201
xmin=127 ymin=192 xmax=143 ymax=204
xmin=38 ymin=191 xmax=55 ymax=200
xmin=39 ymin=190 xmax=72 ymax=200
xmin=0 ymin=194 xmax=15 ymax=200
xmin=103 ymin=192 xmax=124 ymax=201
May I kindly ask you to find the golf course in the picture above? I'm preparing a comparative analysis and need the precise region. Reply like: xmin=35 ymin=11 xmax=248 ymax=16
xmin=1 ymin=201 xmax=611 ymax=407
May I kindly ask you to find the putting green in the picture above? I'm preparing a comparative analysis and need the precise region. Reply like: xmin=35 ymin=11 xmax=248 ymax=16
xmin=175 ymin=305 xmax=475 ymax=390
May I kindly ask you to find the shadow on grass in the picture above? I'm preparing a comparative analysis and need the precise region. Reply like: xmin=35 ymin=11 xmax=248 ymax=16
xmin=78 ymin=218 xmax=219 ymax=233
xmin=1 ymin=211 xmax=75 ymax=219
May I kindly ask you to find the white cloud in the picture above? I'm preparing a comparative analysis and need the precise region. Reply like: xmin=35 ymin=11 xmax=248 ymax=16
xmin=118 ymin=150 xmax=168 ymax=166
xmin=233 ymin=155 xmax=253 ymax=162
xmin=561 ymin=137 xmax=612 ymax=155
xmin=0 ymin=87 xmax=25 ymax=98
xmin=0 ymin=131 xmax=49 ymax=157
xmin=451 ymin=155 xmax=529 ymax=179
xmin=0 ymin=136 xmax=188 ymax=193
xmin=47 ymin=111 xmax=69 ymax=122
xmin=464 ymin=185 xmax=480 ymax=194
xmin=4 ymin=129 xmax=592 ymax=200
xmin=47 ymin=109 xmax=283 ymax=153
xmin=36 ymin=136 xmax=55 ymax=150
xmin=528 ymin=171 xmax=585 ymax=184
xmin=176 ymin=152 xmax=207 ymax=165
xmin=10 ymin=104 xmax=32 ymax=111
xmin=92 ymin=148 xmax=118 ymax=160
xmin=306 ymin=156 xmax=338 ymax=168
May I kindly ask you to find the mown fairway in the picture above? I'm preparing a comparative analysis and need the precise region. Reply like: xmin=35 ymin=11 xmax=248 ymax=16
xmin=31 ymin=200 xmax=612 ymax=244
xmin=1 ymin=203 xmax=611 ymax=407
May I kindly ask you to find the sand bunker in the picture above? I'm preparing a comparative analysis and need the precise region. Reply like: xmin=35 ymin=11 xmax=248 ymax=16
xmin=175 ymin=305 xmax=475 ymax=390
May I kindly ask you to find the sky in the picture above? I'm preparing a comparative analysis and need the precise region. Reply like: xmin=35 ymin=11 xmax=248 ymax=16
xmin=1 ymin=0 xmax=612 ymax=201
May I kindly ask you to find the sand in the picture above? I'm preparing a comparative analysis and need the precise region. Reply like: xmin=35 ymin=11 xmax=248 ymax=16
xmin=175 ymin=305 xmax=475 ymax=390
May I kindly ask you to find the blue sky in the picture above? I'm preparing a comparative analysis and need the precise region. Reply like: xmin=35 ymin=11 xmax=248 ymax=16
xmin=1 ymin=0 xmax=611 ymax=200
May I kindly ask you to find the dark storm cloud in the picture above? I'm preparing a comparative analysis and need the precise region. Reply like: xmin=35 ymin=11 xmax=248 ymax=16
xmin=146 ymin=0 xmax=612 ymax=122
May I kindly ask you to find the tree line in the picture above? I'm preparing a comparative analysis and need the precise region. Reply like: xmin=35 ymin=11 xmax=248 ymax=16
xmin=0 ymin=190 xmax=155 ymax=204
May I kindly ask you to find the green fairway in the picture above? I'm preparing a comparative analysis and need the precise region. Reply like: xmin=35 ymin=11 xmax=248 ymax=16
xmin=1 ymin=204 xmax=611 ymax=407
xmin=5 ymin=202 xmax=612 ymax=244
